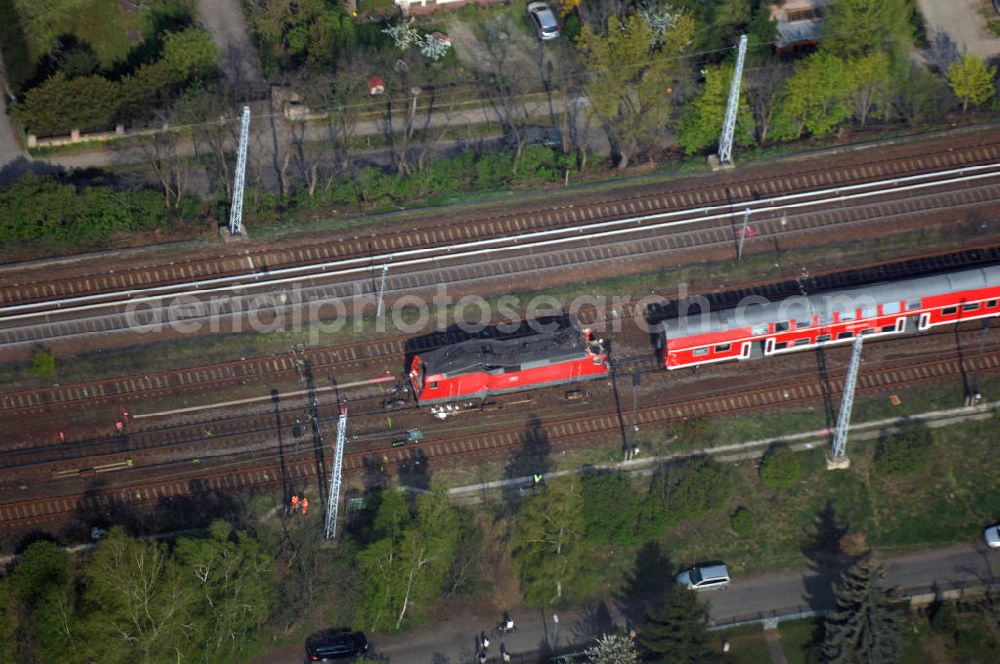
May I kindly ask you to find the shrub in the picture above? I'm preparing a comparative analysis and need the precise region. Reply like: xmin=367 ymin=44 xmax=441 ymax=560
xmin=14 ymin=72 xmax=120 ymax=136
xmin=29 ymin=347 xmax=55 ymax=378
xmin=651 ymin=456 xmax=730 ymax=524
xmin=730 ymin=507 xmax=753 ymax=536
xmin=874 ymin=423 xmax=933 ymax=476
xmin=581 ymin=470 xmax=642 ymax=545
xmin=760 ymin=445 xmax=801 ymax=491
xmin=475 ymin=151 xmax=514 ymax=189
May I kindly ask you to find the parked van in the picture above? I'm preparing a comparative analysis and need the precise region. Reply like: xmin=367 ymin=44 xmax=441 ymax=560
xmin=675 ymin=562 xmax=731 ymax=590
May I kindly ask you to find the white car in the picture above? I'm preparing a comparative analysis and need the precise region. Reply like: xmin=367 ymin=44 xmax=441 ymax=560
xmin=527 ymin=2 xmax=560 ymax=41
xmin=676 ymin=562 xmax=731 ymax=590
xmin=985 ymin=523 xmax=1000 ymax=548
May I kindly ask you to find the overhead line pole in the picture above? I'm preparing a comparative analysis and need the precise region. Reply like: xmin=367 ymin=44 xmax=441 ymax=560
xmin=829 ymin=335 xmax=863 ymax=469
xmin=324 ymin=402 xmax=348 ymax=539
xmin=228 ymin=105 xmax=251 ymax=237
xmin=717 ymin=34 xmax=748 ymax=166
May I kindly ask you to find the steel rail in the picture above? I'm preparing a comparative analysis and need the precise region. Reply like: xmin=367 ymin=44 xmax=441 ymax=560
xmin=2 ymin=163 xmax=999 ymax=321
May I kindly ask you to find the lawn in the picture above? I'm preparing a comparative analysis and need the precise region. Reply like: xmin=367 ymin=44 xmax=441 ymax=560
xmin=713 ymin=624 xmax=772 ymax=664
xmin=661 ymin=412 xmax=1000 ymax=574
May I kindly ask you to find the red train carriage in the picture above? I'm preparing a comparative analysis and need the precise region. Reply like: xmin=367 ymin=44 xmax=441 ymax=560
xmin=662 ymin=265 xmax=1000 ymax=370
xmin=409 ymin=325 xmax=608 ymax=415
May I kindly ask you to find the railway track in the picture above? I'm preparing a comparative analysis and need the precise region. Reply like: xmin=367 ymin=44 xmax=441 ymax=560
xmin=3 ymin=336 xmax=997 ymax=532
xmin=3 ymin=245 xmax=999 ymax=423
xmin=4 ymin=151 xmax=1000 ymax=350
xmin=4 ymin=131 xmax=1000 ymax=310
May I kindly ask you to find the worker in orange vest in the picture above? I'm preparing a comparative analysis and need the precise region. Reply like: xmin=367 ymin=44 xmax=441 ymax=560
xmin=301 ymin=497 xmax=309 ymax=515
xmin=291 ymin=494 xmax=300 ymax=512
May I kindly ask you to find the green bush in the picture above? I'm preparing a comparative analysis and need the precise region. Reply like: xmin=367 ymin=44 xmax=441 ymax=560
xmin=760 ymin=445 xmax=801 ymax=491
xmin=29 ymin=347 xmax=55 ymax=378
xmin=475 ymin=151 xmax=514 ymax=189
xmin=730 ymin=507 xmax=753 ymax=536
xmin=0 ymin=174 xmax=174 ymax=251
xmin=581 ymin=471 xmax=642 ymax=545
xmin=874 ymin=423 xmax=933 ymax=476
xmin=651 ymin=456 xmax=730 ymax=524
xmin=14 ymin=72 xmax=120 ymax=135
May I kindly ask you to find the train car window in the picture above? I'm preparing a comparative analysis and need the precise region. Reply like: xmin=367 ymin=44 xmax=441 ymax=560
xmin=794 ymin=338 xmax=811 ymax=347
xmin=861 ymin=307 xmax=876 ymax=319
xmin=881 ymin=325 xmax=895 ymax=333
xmin=906 ymin=300 xmax=921 ymax=310
xmin=988 ymin=300 xmax=998 ymax=308
xmin=817 ymin=334 xmax=832 ymax=343
xmin=882 ymin=302 xmax=901 ymax=315
xmin=963 ymin=302 xmax=979 ymax=312
xmin=861 ymin=328 xmax=875 ymax=335
xmin=593 ymin=356 xmax=604 ymax=365
xmin=774 ymin=341 xmax=788 ymax=350
xmin=752 ymin=324 xmax=768 ymax=335
xmin=838 ymin=331 xmax=853 ymax=340
xmin=942 ymin=306 xmax=957 ymax=316
xmin=840 ymin=312 xmax=856 ymax=322
xmin=775 ymin=321 xmax=790 ymax=332
xmin=693 ymin=347 xmax=710 ymax=356
xmin=794 ymin=319 xmax=812 ymax=329
xmin=429 ymin=381 xmax=439 ymax=389
xmin=715 ymin=343 xmax=732 ymax=353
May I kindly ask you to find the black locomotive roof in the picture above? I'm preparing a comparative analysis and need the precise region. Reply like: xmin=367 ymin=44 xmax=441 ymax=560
xmin=418 ymin=326 xmax=590 ymax=377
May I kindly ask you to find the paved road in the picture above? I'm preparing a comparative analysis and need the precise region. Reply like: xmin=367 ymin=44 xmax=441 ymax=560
xmin=918 ymin=0 xmax=1000 ymax=60
xmin=0 ymin=44 xmax=24 ymax=168
xmin=253 ymin=542 xmax=999 ymax=663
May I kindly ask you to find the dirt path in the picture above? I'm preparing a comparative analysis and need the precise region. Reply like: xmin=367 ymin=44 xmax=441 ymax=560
xmin=196 ymin=0 xmax=268 ymax=96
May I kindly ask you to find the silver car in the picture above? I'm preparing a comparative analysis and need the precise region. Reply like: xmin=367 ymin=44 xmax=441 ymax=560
xmin=527 ymin=2 xmax=560 ymax=41
xmin=676 ymin=562 xmax=731 ymax=590
xmin=985 ymin=523 xmax=1000 ymax=549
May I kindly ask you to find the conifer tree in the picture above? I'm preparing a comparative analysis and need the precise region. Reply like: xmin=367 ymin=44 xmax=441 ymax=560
xmin=821 ymin=554 xmax=902 ymax=664
xmin=638 ymin=586 xmax=717 ymax=663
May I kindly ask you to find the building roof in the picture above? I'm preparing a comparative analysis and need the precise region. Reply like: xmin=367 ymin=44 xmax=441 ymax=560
xmin=664 ymin=265 xmax=1000 ymax=339
xmin=419 ymin=326 xmax=590 ymax=377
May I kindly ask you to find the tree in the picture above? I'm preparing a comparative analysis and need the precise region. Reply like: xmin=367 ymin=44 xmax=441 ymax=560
xmin=639 ymin=586 xmax=716 ymax=662
xmin=676 ymin=63 xmax=754 ymax=155
xmin=10 ymin=541 xmax=74 ymax=662
xmin=821 ymin=0 xmax=914 ymax=71
xmin=510 ymin=475 xmax=588 ymax=607
xmin=584 ymin=633 xmax=639 ymax=664
xmin=358 ymin=486 xmax=461 ymax=631
xmin=13 ymin=72 xmax=120 ymax=136
xmin=174 ymin=521 xmax=275 ymax=662
xmin=759 ymin=444 xmax=800 ymax=491
xmin=947 ymin=54 xmax=996 ymax=112
xmin=0 ymin=579 xmax=17 ymax=663
xmin=821 ymin=554 xmax=902 ymax=663
xmin=895 ymin=63 xmax=954 ymax=126
xmin=77 ymin=528 xmax=197 ymax=663
xmin=744 ymin=59 xmax=792 ymax=146
xmin=576 ymin=9 xmax=695 ymax=168
xmin=162 ymin=28 xmax=219 ymax=83
xmin=772 ymin=52 xmax=852 ymax=141
xmin=847 ymin=51 xmax=894 ymax=125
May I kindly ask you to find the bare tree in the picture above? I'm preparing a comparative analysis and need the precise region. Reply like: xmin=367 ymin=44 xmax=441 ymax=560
xmin=744 ymin=61 xmax=791 ymax=147
xmin=135 ymin=114 xmax=190 ymax=209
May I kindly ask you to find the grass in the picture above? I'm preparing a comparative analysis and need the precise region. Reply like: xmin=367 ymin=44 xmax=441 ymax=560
xmin=714 ymin=624 xmax=772 ymax=664
xmin=779 ymin=618 xmax=822 ymax=664
xmin=53 ymin=0 xmax=145 ymax=69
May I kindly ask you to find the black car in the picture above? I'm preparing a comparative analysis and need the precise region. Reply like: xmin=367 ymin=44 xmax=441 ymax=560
xmin=305 ymin=629 xmax=369 ymax=661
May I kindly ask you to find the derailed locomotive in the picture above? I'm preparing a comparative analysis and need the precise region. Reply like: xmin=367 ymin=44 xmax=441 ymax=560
xmin=408 ymin=323 xmax=608 ymax=418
